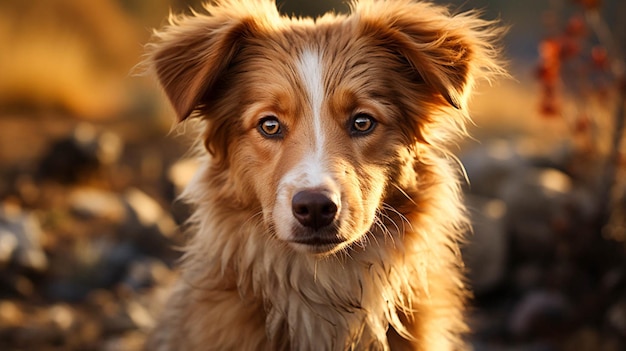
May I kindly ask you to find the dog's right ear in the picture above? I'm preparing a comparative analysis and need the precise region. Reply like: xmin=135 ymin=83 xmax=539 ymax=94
xmin=145 ymin=3 xmax=271 ymax=122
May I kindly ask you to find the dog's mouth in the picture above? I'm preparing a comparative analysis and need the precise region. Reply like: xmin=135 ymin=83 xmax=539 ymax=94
xmin=291 ymin=236 xmax=346 ymax=246
xmin=287 ymin=228 xmax=349 ymax=254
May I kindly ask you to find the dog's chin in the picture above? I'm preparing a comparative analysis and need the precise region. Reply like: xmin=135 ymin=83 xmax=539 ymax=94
xmin=280 ymin=227 xmax=351 ymax=256
xmin=288 ymin=238 xmax=349 ymax=256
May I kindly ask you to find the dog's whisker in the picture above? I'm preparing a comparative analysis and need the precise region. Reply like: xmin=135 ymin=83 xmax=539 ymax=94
xmin=377 ymin=209 xmax=401 ymax=236
xmin=381 ymin=202 xmax=409 ymax=225
xmin=242 ymin=210 xmax=265 ymax=229
xmin=382 ymin=203 xmax=414 ymax=232
xmin=392 ymin=184 xmax=417 ymax=207
xmin=377 ymin=207 xmax=403 ymax=236
xmin=371 ymin=213 xmax=395 ymax=248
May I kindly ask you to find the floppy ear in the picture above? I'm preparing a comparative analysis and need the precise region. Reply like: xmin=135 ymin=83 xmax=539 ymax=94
xmin=145 ymin=2 xmax=277 ymax=122
xmin=353 ymin=0 xmax=503 ymax=110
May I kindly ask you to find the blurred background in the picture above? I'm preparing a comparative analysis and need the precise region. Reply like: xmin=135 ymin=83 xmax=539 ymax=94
xmin=0 ymin=0 xmax=624 ymax=350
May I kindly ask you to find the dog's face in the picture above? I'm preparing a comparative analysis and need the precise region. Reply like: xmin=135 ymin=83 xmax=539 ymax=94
xmin=147 ymin=0 xmax=501 ymax=255
xmin=232 ymin=44 xmax=398 ymax=255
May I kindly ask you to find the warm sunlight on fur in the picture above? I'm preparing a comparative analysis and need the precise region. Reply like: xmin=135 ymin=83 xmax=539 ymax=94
xmin=143 ymin=0 xmax=504 ymax=349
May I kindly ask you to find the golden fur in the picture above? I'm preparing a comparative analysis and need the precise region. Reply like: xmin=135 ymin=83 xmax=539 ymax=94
xmin=143 ymin=0 xmax=504 ymax=350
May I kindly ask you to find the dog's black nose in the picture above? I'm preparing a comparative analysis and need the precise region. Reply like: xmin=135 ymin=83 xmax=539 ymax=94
xmin=292 ymin=190 xmax=338 ymax=230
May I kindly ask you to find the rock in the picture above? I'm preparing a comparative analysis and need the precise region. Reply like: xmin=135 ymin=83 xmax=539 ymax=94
xmin=36 ymin=124 xmax=123 ymax=184
xmin=0 ymin=202 xmax=47 ymax=271
xmin=36 ymin=124 xmax=101 ymax=183
xmin=122 ymin=188 xmax=176 ymax=239
xmin=509 ymin=290 xmax=570 ymax=338
xmin=43 ymin=187 xmax=179 ymax=302
xmin=97 ymin=242 xmax=142 ymax=288
xmin=0 ymin=229 xmax=18 ymax=265
xmin=2 ymin=274 xmax=35 ymax=297
xmin=121 ymin=188 xmax=180 ymax=260
xmin=513 ymin=263 xmax=545 ymax=292
xmin=0 ymin=300 xmax=24 ymax=326
xmin=45 ymin=280 xmax=93 ymax=303
xmin=96 ymin=131 xmax=123 ymax=166
xmin=48 ymin=303 xmax=77 ymax=331
xmin=122 ymin=258 xmax=171 ymax=291
xmin=464 ymin=195 xmax=508 ymax=294
xmin=462 ymin=139 xmax=527 ymax=198
xmin=69 ymin=187 xmax=126 ymax=223
xmin=101 ymin=330 xmax=146 ymax=351
xmin=500 ymin=167 xmax=573 ymax=262
xmin=91 ymin=292 xmax=153 ymax=337
xmin=167 ymin=158 xmax=198 ymax=196
xmin=125 ymin=300 xmax=154 ymax=331
xmin=562 ymin=327 xmax=622 ymax=351
xmin=44 ymin=240 xmax=140 ymax=302
xmin=13 ymin=324 xmax=64 ymax=348
xmin=0 ymin=300 xmax=102 ymax=350
xmin=607 ymin=299 xmax=626 ymax=337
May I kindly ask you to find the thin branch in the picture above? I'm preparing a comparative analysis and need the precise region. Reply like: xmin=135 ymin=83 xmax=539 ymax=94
xmin=585 ymin=9 xmax=626 ymax=228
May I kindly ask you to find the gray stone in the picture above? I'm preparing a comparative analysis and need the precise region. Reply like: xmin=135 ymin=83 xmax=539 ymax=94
xmin=464 ymin=195 xmax=508 ymax=294
xmin=509 ymin=290 xmax=570 ymax=338
xmin=122 ymin=188 xmax=177 ymax=239
xmin=462 ymin=139 xmax=527 ymax=198
xmin=500 ymin=167 xmax=573 ymax=261
xmin=69 ymin=187 xmax=126 ymax=223
xmin=607 ymin=299 xmax=626 ymax=337
xmin=0 ymin=202 xmax=47 ymax=271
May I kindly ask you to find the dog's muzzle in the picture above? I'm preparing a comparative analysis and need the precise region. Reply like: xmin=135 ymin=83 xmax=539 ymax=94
xmin=289 ymin=189 xmax=345 ymax=248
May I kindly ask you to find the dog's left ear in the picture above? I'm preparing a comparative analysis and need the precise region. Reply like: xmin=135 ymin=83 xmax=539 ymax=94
xmin=354 ymin=0 xmax=504 ymax=110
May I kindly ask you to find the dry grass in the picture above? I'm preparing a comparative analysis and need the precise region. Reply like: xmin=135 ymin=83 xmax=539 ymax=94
xmin=0 ymin=0 xmax=145 ymax=119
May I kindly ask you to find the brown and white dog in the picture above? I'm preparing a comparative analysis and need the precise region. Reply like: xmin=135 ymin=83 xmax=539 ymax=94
xmin=144 ymin=0 xmax=503 ymax=349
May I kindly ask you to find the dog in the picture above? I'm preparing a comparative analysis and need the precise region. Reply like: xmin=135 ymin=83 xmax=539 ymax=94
xmin=143 ymin=0 xmax=503 ymax=349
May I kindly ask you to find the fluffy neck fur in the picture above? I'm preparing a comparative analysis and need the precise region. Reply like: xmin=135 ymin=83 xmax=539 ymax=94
xmin=179 ymin=144 xmax=469 ymax=350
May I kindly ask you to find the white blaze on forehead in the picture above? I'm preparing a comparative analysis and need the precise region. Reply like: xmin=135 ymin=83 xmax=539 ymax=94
xmin=295 ymin=48 xmax=326 ymax=185
xmin=273 ymin=49 xmax=342 ymax=242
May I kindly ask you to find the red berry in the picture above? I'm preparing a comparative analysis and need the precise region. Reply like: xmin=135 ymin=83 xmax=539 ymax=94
xmin=560 ymin=38 xmax=581 ymax=59
xmin=540 ymin=98 xmax=561 ymax=117
xmin=539 ymin=39 xmax=562 ymax=61
xmin=574 ymin=114 xmax=591 ymax=133
xmin=565 ymin=16 xmax=586 ymax=37
xmin=591 ymin=46 xmax=609 ymax=70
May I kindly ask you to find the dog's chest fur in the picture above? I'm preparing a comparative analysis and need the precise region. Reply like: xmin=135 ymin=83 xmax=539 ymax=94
xmin=171 ymin=154 xmax=466 ymax=350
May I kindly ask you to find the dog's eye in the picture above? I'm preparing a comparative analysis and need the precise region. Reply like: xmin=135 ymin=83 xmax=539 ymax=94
xmin=350 ymin=113 xmax=377 ymax=136
xmin=258 ymin=116 xmax=283 ymax=138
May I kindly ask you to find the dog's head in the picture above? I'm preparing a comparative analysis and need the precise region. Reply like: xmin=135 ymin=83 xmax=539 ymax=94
xmin=146 ymin=0 xmax=503 ymax=255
